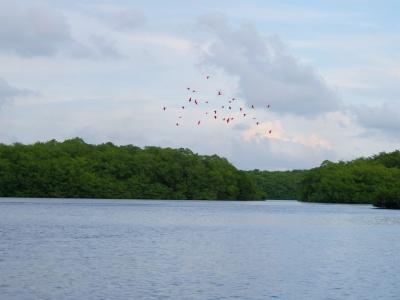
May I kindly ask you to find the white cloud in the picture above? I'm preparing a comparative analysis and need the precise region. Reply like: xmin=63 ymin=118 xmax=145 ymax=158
xmin=0 ymin=78 xmax=37 ymax=108
xmin=197 ymin=15 xmax=341 ymax=117
xmin=94 ymin=4 xmax=147 ymax=31
xmin=0 ymin=0 xmax=122 ymax=59
xmin=352 ymin=102 xmax=400 ymax=139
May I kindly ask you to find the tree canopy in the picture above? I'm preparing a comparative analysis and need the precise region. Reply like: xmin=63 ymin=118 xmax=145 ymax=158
xmin=0 ymin=138 xmax=264 ymax=200
xmin=299 ymin=152 xmax=400 ymax=208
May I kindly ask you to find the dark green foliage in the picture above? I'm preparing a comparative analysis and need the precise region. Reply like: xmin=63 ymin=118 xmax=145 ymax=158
xmin=0 ymin=138 xmax=263 ymax=200
xmin=246 ymin=169 xmax=306 ymax=199
xmin=299 ymin=152 xmax=400 ymax=208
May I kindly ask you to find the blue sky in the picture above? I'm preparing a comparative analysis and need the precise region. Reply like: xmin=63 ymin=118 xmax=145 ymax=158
xmin=1 ymin=0 xmax=399 ymax=170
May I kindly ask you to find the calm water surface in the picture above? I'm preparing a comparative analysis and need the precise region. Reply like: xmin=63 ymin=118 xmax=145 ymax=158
xmin=1 ymin=199 xmax=400 ymax=300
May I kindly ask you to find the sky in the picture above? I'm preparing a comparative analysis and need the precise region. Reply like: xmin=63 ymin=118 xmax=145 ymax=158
xmin=1 ymin=0 xmax=400 ymax=170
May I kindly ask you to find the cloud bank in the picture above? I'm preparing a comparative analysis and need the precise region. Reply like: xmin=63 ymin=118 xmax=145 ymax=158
xmin=198 ymin=15 xmax=341 ymax=117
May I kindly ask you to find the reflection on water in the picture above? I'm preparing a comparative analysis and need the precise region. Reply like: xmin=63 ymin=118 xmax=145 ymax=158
xmin=1 ymin=199 xmax=400 ymax=300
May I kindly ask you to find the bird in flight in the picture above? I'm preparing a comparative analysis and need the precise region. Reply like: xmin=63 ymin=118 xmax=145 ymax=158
xmin=164 ymin=75 xmax=277 ymax=134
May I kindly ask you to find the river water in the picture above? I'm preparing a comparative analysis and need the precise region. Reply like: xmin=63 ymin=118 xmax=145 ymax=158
xmin=1 ymin=199 xmax=399 ymax=300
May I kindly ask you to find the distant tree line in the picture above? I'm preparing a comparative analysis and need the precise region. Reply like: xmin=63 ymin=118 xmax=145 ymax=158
xmin=0 ymin=138 xmax=399 ymax=208
xmin=299 ymin=151 xmax=400 ymax=209
xmin=245 ymin=169 xmax=306 ymax=200
xmin=0 ymin=138 xmax=264 ymax=200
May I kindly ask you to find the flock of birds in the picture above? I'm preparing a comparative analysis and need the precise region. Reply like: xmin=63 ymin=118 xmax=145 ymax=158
xmin=163 ymin=75 xmax=273 ymax=136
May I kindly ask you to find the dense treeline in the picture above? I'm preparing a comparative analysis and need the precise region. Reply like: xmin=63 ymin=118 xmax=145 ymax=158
xmin=246 ymin=170 xmax=306 ymax=200
xmin=300 ymin=151 xmax=400 ymax=208
xmin=1 ymin=138 xmax=399 ymax=208
xmin=0 ymin=138 xmax=264 ymax=200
